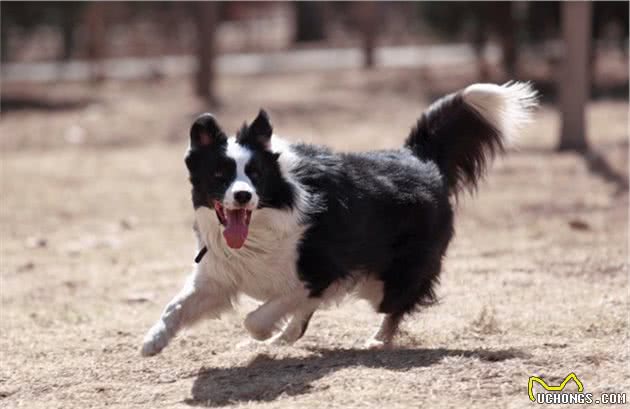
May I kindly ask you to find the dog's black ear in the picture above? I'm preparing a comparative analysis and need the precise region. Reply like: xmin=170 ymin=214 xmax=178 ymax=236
xmin=238 ymin=109 xmax=273 ymax=149
xmin=190 ymin=113 xmax=227 ymax=150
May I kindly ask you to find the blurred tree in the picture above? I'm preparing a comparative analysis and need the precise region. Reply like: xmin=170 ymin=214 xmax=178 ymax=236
xmin=354 ymin=2 xmax=380 ymax=69
xmin=494 ymin=2 xmax=517 ymax=79
xmin=294 ymin=2 xmax=326 ymax=43
xmin=1 ymin=2 xmax=40 ymax=61
xmin=525 ymin=2 xmax=627 ymax=93
xmin=193 ymin=2 xmax=219 ymax=105
xmin=524 ymin=1 xmax=628 ymax=45
xmin=59 ymin=4 xmax=83 ymax=61
xmin=418 ymin=2 xmax=518 ymax=81
xmin=0 ymin=2 xmax=85 ymax=61
xmin=84 ymin=2 xmax=106 ymax=83
xmin=557 ymin=1 xmax=591 ymax=152
xmin=419 ymin=1 xmax=628 ymax=84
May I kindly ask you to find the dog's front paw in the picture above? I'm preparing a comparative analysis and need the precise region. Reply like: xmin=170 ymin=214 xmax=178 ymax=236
xmin=243 ymin=313 xmax=275 ymax=341
xmin=141 ymin=322 xmax=170 ymax=357
xmin=364 ymin=338 xmax=393 ymax=350
xmin=272 ymin=322 xmax=303 ymax=345
xmin=270 ymin=334 xmax=295 ymax=346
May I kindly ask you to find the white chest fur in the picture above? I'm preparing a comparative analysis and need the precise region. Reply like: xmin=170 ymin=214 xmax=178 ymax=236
xmin=194 ymin=206 xmax=306 ymax=301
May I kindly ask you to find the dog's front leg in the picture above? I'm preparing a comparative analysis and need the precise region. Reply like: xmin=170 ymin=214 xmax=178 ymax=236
xmin=243 ymin=287 xmax=314 ymax=341
xmin=141 ymin=269 xmax=235 ymax=356
xmin=273 ymin=299 xmax=320 ymax=344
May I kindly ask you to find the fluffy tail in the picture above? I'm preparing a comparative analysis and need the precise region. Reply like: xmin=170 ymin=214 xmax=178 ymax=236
xmin=405 ymin=82 xmax=538 ymax=195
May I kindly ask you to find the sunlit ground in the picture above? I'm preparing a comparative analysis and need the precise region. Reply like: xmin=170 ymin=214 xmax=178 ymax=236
xmin=1 ymin=70 xmax=628 ymax=408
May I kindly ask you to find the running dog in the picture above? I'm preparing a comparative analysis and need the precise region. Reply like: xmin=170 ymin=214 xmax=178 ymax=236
xmin=141 ymin=82 xmax=537 ymax=356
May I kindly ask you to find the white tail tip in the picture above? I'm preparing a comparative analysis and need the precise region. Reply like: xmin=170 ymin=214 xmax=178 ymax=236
xmin=462 ymin=81 xmax=539 ymax=143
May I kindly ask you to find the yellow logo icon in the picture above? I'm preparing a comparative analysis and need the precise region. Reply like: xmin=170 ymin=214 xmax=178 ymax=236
xmin=528 ymin=373 xmax=584 ymax=402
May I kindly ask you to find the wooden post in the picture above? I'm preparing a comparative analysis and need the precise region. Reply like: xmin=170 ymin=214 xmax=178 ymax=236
xmin=557 ymin=1 xmax=592 ymax=152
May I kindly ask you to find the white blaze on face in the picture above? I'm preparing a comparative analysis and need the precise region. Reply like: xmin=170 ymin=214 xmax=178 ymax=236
xmin=224 ymin=138 xmax=259 ymax=210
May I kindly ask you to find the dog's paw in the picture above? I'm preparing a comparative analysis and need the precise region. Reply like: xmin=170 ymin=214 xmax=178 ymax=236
xmin=364 ymin=338 xmax=393 ymax=350
xmin=270 ymin=333 xmax=294 ymax=346
xmin=272 ymin=323 xmax=302 ymax=345
xmin=141 ymin=322 xmax=170 ymax=357
xmin=243 ymin=322 xmax=274 ymax=341
xmin=243 ymin=314 xmax=275 ymax=341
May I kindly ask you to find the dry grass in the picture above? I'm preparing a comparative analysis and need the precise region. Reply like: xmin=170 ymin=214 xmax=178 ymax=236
xmin=1 ymin=69 xmax=628 ymax=408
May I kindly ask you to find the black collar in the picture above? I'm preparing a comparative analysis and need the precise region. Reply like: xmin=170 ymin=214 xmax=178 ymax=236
xmin=194 ymin=246 xmax=207 ymax=263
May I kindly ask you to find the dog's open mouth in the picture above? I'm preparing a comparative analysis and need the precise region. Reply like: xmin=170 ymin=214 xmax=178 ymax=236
xmin=214 ymin=201 xmax=252 ymax=249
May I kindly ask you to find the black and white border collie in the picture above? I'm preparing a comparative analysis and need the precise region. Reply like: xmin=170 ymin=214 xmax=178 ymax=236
xmin=142 ymin=82 xmax=537 ymax=356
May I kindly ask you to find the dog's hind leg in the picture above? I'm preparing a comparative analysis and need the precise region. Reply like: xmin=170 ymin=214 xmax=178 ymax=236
xmin=356 ymin=276 xmax=385 ymax=310
xmin=365 ymin=251 xmax=442 ymax=349
xmin=355 ymin=277 xmax=401 ymax=349
xmin=365 ymin=313 xmax=403 ymax=349
xmin=141 ymin=270 xmax=235 ymax=356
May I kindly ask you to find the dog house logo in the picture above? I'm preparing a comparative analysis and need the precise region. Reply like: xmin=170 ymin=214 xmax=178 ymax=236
xmin=528 ymin=373 xmax=585 ymax=403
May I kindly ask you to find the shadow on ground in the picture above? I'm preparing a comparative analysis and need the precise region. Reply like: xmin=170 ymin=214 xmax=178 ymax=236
xmin=185 ymin=347 xmax=526 ymax=407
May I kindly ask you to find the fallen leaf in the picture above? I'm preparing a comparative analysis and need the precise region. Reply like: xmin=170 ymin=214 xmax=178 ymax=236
xmin=568 ymin=219 xmax=590 ymax=231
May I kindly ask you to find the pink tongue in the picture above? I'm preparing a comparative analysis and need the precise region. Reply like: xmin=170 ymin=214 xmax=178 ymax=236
xmin=223 ymin=209 xmax=249 ymax=249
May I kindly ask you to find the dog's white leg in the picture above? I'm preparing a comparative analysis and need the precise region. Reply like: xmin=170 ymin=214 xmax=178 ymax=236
xmin=273 ymin=298 xmax=320 ymax=344
xmin=355 ymin=277 xmax=402 ymax=349
xmin=356 ymin=276 xmax=384 ymax=310
xmin=243 ymin=287 xmax=311 ymax=341
xmin=141 ymin=270 xmax=234 ymax=356
xmin=365 ymin=313 xmax=402 ymax=349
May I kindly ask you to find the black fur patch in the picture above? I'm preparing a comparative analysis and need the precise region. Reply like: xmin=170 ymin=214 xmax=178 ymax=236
xmin=185 ymin=142 xmax=234 ymax=209
xmin=404 ymin=92 xmax=504 ymax=194
xmin=190 ymin=113 xmax=227 ymax=149
xmin=186 ymin=114 xmax=232 ymax=209
xmin=245 ymin=149 xmax=295 ymax=210
xmin=237 ymin=109 xmax=273 ymax=150
xmin=291 ymin=144 xmax=451 ymax=314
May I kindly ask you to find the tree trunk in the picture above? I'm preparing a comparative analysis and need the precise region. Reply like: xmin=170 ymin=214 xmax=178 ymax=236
xmin=60 ymin=15 xmax=76 ymax=61
xmin=193 ymin=2 xmax=219 ymax=105
xmin=557 ymin=1 xmax=592 ymax=152
xmin=472 ymin=21 xmax=489 ymax=82
xmin=355 ymin=2 xmax=379 ymax=69
xmin=294 ymin=2 xmax=325 ymax=43
xmin=84 ymin=3 xmax=106 ymax=83
xmin=1 ymin=22 xmax=9 ymax=62
xmin=496 ymin=2 xmax=517 ymax=79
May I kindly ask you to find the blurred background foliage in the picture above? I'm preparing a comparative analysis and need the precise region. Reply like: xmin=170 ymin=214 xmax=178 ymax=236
xmin=2 ymin=2 xmax=627 ymax=64
xmin=1 ymin=1 xmax=628 ymax=153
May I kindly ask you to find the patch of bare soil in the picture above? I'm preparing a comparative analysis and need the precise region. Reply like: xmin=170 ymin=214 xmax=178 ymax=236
xmin=1 ymin=70 xmax=628 ymax=408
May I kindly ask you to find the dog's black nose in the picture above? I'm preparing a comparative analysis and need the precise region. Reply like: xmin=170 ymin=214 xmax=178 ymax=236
xmin=234 ymin=191 xmax=252 ymax=205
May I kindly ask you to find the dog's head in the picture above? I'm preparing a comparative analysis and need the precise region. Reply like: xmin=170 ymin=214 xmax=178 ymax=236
xmin=185 ymin=110 xmax=294 ymax=249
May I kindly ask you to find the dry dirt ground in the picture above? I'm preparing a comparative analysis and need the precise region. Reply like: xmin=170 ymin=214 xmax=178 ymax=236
xmin=1 ymin=70 xmax=628 ymax=408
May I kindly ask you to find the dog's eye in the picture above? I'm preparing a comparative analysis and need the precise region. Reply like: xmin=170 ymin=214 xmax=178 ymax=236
xmin=248 ymin=170 xmax=260 ymax=181
xmin=213 ymin=170 xmax=224 ymax=179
